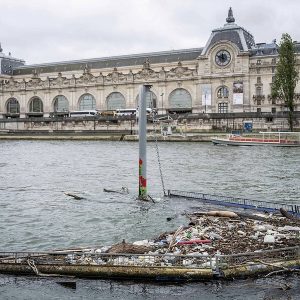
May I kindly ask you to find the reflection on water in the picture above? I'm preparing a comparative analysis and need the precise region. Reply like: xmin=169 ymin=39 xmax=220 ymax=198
xmin=0 ymin=140 xmax=299 ymax=298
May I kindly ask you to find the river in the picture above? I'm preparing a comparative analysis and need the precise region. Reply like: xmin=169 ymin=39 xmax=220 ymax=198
xmin=0 ymin=140 xmax=299 ymax=299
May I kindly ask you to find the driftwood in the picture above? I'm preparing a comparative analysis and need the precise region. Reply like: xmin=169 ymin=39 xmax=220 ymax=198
xmin=237 ymin=212 xmax=269 ymax=221
xmin=56 ymin=281 xmax=77 ymax=289
xmin=280 ymin=208 xmax=300 ymax=224
xmin=188 ymin=211 xmax=270 ymax=222
xmin=167 ymin=226 xmax=184 ymax=251
xmin=103 ymin=187 xmax=129 ymax=195
xmin=188 ymin=210 xmax=238 ymax=218
xmin=64 ymin=192 xmax=85 ymax=200
xmin=107 ymin=240 xmax=153 ymax=254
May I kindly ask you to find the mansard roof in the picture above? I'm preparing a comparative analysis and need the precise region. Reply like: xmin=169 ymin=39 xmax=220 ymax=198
xmin=201 ymin=8 xmax=256 ymax=55
xmin=249 ymin=42 xmax=278 ymax=57
xmin=13 ymin=48 xmax=203 ymax=75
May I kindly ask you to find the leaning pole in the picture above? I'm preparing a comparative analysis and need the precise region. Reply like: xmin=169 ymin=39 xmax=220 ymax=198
xmin=138 ymin=84 xmax=151 ymax=199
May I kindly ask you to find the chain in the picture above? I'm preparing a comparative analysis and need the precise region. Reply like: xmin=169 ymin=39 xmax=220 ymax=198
xmin=153 ymin=121 xmax=167 ymax=196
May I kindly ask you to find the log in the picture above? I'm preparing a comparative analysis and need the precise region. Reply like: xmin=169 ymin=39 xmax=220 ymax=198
xmin=280 ymin=208 xmax=300 ymax=224
xmin=64 ymin=192 xmax=85 ymax=200
xmin=103 ymin=187 xmax=129 ymax=195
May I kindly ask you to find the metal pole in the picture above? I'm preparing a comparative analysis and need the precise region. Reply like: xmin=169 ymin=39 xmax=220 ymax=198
xmin=160 ymin=93 xmax=164 ymax=115
xmin=138 ymin=84 xmax=151 ymax=199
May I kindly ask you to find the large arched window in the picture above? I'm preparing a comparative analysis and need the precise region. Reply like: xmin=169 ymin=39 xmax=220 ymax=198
xmin=53 ymin=95 xmax=69 ymax=112
xmin=107 ymin=92 xmax=126 ymax=110
xmin=29 ymin=97 xmax=43 ymax=112
xmin=135 ymin=91 xmax=157 ymax=108
xmin=6 ymin=98 xmax=20 ymax=114
xmin=217 ymin=86 xmax=229 ymax=98
xmin=79 ymin=94 xmax=96 ymax=110
xmin=169 ymin=88 xmax=192 ymax=109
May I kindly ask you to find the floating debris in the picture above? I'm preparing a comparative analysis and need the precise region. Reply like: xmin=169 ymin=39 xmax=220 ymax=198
xmin=107 ymin=239 xmax=153 ymax=254
xmin=1 ymin=209 xmax=299 ymax=280
xmin=103 ymin=187 xmax=129 ymax=195
xmin=44 ymin=209 xmax=300 ymax=258
xmin=64 ymin=192 xmax=85 ymax=200
xmin=56 ymin=281 xmax=77 ymax=289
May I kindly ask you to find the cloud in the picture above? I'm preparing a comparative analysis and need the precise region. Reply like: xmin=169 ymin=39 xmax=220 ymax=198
xmin=0 ymin=0 xmax=299 ymax=64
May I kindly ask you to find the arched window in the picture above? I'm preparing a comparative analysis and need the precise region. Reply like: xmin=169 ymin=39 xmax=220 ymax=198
xmin=107 ymin=92 xmax=126 ymax=110
xmin=79 ymin=94 xmax=96 ymax=110
xmin=6 ymin=98 xmax=20 ymax=114
xmin=217 ymin=86 xmax=229 ymax=98
xmin=53 ymin=95 xmax=69 ymax=112
xmin=135 ymin=91 xmax=157 ymax=108
xmin=29 ymin=97 xmax=43 ymax=112
xmin=169 ymin=88 xmax=192 ymax=109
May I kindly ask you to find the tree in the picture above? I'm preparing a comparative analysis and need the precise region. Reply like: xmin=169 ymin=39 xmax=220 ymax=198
xmin=271 ymin=33 xmax=299 ymax=131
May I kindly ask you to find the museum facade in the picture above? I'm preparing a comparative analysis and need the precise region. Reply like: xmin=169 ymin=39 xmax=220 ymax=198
xmin=0 ymin=8 xmax=300 ymax=119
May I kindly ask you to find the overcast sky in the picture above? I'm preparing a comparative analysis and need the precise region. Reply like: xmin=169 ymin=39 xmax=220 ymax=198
xmin=1 ymin=0 xmax=299 ymax=65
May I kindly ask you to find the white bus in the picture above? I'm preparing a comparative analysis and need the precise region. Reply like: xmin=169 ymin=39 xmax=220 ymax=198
xmin=115 ymin=108 xmax=156 ymax=117
xmin=69 ymin=110 xmax=98 ymax=117
xmin=115 ymin=109 xmax=137 ymax=116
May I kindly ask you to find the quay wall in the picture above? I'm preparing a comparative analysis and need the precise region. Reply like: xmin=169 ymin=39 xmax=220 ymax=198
xmin=0 ymin=112 xmax=299 ymax=141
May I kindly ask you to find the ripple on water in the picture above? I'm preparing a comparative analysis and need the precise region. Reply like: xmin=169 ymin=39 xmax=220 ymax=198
xmin=0 ymin=140 xmax=299 ymax=252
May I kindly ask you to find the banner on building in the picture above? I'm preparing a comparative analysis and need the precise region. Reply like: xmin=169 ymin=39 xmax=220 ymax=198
xmin=233 ymin=81 xmax=243 ymax=105
xmin=201 ymin=84 xmax=212 ymax=107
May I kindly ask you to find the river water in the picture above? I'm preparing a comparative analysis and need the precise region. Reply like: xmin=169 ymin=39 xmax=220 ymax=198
xmin=0 ymin=140 xmax=299 ymax=299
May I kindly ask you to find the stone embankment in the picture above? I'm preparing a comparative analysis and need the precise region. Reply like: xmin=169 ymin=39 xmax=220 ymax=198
xmin=0 ymin=130 xmax=220 ymax=142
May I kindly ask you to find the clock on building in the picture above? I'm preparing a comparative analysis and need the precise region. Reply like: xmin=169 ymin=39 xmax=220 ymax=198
xmin=215 ymin=50 xmax=231 ymax=66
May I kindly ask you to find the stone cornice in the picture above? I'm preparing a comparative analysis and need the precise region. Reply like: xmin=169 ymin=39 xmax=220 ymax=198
xmin=1 ymin=61 xmax=198 ymax=93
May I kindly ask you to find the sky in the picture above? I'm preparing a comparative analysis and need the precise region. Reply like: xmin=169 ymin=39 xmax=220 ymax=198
xmin=1 ymin=0 xmax=300 ymax=65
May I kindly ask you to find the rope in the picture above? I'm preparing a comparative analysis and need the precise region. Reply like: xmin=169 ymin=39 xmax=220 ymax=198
xmin=153 ymin=121 xmax=167 ymax=196
xmin=27 ymin=259 xmax=74 ymax=278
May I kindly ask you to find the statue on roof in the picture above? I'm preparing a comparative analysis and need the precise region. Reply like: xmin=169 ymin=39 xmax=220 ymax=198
xmin=32 ymin=69 xmax=39 ymax=78
xmin=143 ymin=58 xmax=150 ymax=69
xmin=83 ymin=64 xmax=90 ymax=74
xmin=226 ymin=7 xmax=235 ymax=23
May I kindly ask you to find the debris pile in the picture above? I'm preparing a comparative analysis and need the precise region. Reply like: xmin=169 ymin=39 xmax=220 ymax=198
xmin=154 ymin=212 xmax=300 ymax=255
xmin=1 ymin=209 xmax=298 ymax=280
xmin=61 ymin=210 xmax=299 ymax=268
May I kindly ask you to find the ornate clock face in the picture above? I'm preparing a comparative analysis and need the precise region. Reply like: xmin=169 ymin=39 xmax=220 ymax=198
xmin=215 ymin=50 xmax=231 ymax=66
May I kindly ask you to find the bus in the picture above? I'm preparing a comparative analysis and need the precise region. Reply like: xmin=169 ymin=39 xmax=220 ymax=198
xmin=69 ymin=110 xmax=98 ymax=117
xmin=115 ymin=108 xmax=156 ymax=117
xmin=115 ymin=109 xmax=137 ymax=116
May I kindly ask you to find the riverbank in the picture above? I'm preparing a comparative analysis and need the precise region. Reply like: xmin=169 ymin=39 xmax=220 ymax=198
xmin=0 ymin=131 xmax=221 ymax=142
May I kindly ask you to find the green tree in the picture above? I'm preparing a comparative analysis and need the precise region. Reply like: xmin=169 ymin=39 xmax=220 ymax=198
xmin=272 ymin=33 xmax=299 ymax=131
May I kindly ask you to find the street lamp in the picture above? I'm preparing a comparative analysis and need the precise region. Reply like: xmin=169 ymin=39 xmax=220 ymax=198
xmin=160 ymin=93 xmax=164 ymax=115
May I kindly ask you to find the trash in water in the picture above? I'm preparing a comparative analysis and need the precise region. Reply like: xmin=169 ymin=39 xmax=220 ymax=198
xmin=103 ymin=187 xmax=129 ymax=194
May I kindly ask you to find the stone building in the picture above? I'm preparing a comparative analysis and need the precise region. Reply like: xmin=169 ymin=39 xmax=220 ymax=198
xmin=0 ymin=8 xmax=299 ymax=119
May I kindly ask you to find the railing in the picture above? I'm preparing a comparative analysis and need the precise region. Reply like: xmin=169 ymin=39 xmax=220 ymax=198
xmin=217 ymin=246 xmax=300 ymax=267
xmin=168 ymin=190 xmax=300 ymax=216
xmin=0 ymin=247 xmax=299 ymax=271
xmin=0 ymin=252 xmax=213 ymax=269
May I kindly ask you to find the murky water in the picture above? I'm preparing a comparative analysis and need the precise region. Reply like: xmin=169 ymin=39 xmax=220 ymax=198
xmin=0 ymin=140 xmax=299 ymax=299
